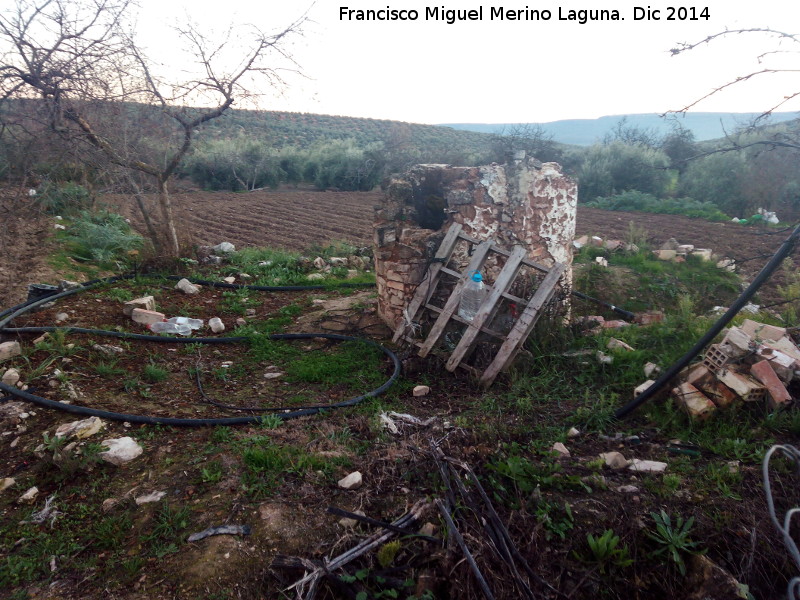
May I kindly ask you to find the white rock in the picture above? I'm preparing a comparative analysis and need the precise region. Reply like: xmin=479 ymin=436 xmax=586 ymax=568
xmin=313 ymin=257 xmax=327 ymax=270
xmin=607 ymin=338 xmax=634 ymax=352
xmin=567 ymin=427 xmax=580 ymax=438
xmin=0 ymin=477 xmax=15 ymax=493
xmin=617 ymin=485 xmax=640 ymax=493
xmin=208 ymin=317 xmax=225 ymax=333
xmin=99 ymin=437 xmax=143 ymax=466
xmin=596 ymin=351 xmax=614 ymax=365
xmin=213 ymin=242 xmax=236 ymax=254
xmin=175 ymin=278 xmax=200 ymax=295
xmin=595 ymin=257 xmax=608 ymax=267
xmin=339 ymin=509 xmax=365 ymax=528
xmin=18 ymin=486 xmax=39 ymax=503
xmin=135 ymin=491 xmax=167 ymax=505
xmin=412 ymin=385 xmax=430 ymax=397
xmin=2 ymin=368 xmax=20 ymax=386
xmin=600 ymin=451 xmax=629 ymax=469
xmin=223 ymin=276 xmax=236 ymax=284
xmin=263 ymin=372 xmax=283 ymax=379
xmin=337 ymin=471 xmax=363 ymax=490
xmin=644 ymin=362 xmax=660 ymax=378
xmin=329 ymin=257 xmax=348 ymax=267
xmin=307 ymin=273 xmax=325 ymax=281
xmin=55 ymin=312 xmax=69 ymax=323
xmin=627 ymin=459 xmax=668 ymax=473
xmin=551 ymin=442 xmax=570 ymax=457
xmin=0 ymin=341 xmax=22 ymax=362
xmin=55 ymin=417 xmax=105 ymax=440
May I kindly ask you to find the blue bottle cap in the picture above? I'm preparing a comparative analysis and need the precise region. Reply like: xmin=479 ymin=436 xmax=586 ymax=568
xmin=471 ymin=272 xmax=482 ymax=282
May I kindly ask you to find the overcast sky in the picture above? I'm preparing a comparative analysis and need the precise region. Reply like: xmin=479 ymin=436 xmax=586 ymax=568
xmin=138 ymin=0 xmax=800 ymax=125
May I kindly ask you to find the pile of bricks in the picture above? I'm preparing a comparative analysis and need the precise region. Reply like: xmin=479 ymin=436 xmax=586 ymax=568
xmin=667 ymin=319 xmax=798 ymax=419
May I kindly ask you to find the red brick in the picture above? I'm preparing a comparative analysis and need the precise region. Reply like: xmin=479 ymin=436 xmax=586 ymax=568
xmin=750 ymin=360 xmax=791 ymax=409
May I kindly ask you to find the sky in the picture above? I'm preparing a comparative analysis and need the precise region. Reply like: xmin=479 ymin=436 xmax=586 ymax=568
xmin=137 ymin=0 xmax=800 ymax=125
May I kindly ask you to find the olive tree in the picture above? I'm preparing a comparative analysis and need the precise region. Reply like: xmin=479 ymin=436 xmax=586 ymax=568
xmin=0 ymin=0 xmax=304 ymax=255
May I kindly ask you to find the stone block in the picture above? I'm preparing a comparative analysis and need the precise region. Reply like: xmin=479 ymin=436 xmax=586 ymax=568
xmin=653 ymin=249 xmax=676 ymax=261
xmin=635 ymin=311 xmax=664 ymax=325
xmin=755 ymin=346 xmax=796 ymax=383
xmin=763 ymin=337 xmax=800 ymax=364
xmin=0 ymin=341 xmax=22 ymax=362
xmin=750 ymin=360 xmax=791 ymax=409
xmin=691 ymin=248 xmax=713 ymax=261
xmin=600 ymin=451 xmax=629 ymax=469
xmin=697 ymin=378 xmax=737 ymax=409
xmin=740 ymin=319 xmax=786 ymax=342
xmin=671 ymin=383 xmax=716 ymax=420
xmin=590 ymin=236 xmax=603 ymax=247
xmin=628 ymin=459 xmax=668 ymax=473
xmin=175 ymin=278 xmax=200 ymax=295
xmin=131 ymin=309 xmax=166 ymax=326
xmin=677 ymin=244 xmax=695 ymax=254
xmin=634 ymin=379 xmax=656 ymax=398
xmin=682 ymin=364 xmax=713 ymax=387
xmin=702 ymin=344 xmax=731 ymax=372
xmin=719 ymin=327 xmax=752 ymax=358
xmin=123 ymin=296 xmax=156 ymax=317
xmin=715 ymin=368 xmax=766 ymax=402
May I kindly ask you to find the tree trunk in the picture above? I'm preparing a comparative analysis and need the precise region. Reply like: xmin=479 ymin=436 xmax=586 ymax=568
xmin=157 ymin=179 xmax=180 ymax=256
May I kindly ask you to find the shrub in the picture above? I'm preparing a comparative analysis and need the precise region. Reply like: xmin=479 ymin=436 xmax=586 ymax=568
xmin=585 ymin=191 xmax=730 ymax=221
xmin=66 ymin=210 xmax=143 ymax=265
xmin=38 ymin=182 xmax=94 ymax=215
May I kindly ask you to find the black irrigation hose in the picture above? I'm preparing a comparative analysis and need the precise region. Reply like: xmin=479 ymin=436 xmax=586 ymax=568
xmin=571 ymin=290 xmax=636 ymax=321
xmin=614 ymin=221 xmax=800 ymax=419
xmin=0 ymin=275 xmax=399 ymax=426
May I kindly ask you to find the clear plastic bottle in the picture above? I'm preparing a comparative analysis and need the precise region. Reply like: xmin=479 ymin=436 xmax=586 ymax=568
xmin=149 ymin=321 xmax=192 ymax=336
xmin=458 ymin=271 xmax=485 ymax=322
xmin=167 ymin=316 xmax=204 ymax=330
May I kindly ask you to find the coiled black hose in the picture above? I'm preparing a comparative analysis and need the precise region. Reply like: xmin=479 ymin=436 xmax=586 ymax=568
xmin=0 ymin=275 xmax=400 ymax=426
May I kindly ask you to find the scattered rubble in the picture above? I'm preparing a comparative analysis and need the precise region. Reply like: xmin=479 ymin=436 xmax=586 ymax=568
xmin=131 ymin=308 xmax=166 ymax=327
xmin=0 ymin=477 xmax=15 ymax=493
xmin=600 ymin=452 xmax=629 ymax=469
xmin=123 ymin=296 xmax=156 ymax=316
xmin=412 ymin=385 xmax=430 ymax=397
xmin=0 ymin=341 xmax=22 ymax=362
xmin=551 ymin=442 xmax=570 ymax=457
xmin=628 ymin=459 xmax=668 ymax=473
xmin=175 ymin=278 xmax=201 ymax=295
xmin=99 ymin=437 xmax=143 ymax=466
xmin=337 ymin=471 xmax=363 ymax=490
xmin=55 ymin=417 xmax=105 ymax=440
xmin=2 ymin=368 xmax=20 ymax=386
xmin=18 ymin=486 xmax=39 ymax=503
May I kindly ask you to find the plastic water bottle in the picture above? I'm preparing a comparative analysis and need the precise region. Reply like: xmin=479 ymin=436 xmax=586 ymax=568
xmin=458 ymin=271 xmax=485 ymax=322
xmin=149 ymin=317 xmax=204 ymax=336
xmin=167 ymin=316 xmax=204 ymax=330
xmin=149 ymin=321 xmax=192 ymax=336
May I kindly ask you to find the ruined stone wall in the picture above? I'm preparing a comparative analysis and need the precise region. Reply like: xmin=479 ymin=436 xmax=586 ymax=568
xmin=374 ymin=158 xmax=577 ymax=329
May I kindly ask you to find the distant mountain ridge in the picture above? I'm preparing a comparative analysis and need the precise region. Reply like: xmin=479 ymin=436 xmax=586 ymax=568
xmin=441 ymin=112 xmax=799 ymax=146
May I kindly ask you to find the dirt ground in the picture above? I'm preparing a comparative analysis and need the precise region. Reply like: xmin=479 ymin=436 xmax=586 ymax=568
xmin=1 ymin=190 xmax=799 ymax=599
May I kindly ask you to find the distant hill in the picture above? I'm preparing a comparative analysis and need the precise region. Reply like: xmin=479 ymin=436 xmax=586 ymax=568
xmin=442 ymin=112 xmax=799 ymax=146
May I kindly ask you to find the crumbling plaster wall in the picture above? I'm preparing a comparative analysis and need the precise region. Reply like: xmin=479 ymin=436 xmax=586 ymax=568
xmin=374 ymin=157 xmax=577 ymax=329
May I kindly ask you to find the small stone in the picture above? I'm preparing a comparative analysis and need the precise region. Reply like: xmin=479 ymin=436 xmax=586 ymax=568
xmin=99 ymin=437 xmax=143 ymax=466
xmin=0 ymin=341 xmax=22 ymax=362
xmin=102 ymin=498 xmax=118 ymax=512
xmin=307 ymin=273 xmax=325 ymax=281
xmin=223 ymin=276 xmax=236 ymax=284
xmin=567 ymin=427 xmax=580 ymax=438
xmin=18 ymin=486 xmax=39 ymax=503
xmin=600 ymin=451 xmax=629 ymax=469
xmin=236 ymin=318 xmax=247 ymax=327
xmin=644 ymin=362 xmax=660 ymax=378
xmin=2 ymin=368 xmax=21 ymax=386
xmin=0 ymin=477 xmax=15 ymax=493
xmin=135 ymin=491 xmax=167 ymax=505
xmin=213 ymin=242 xmax=236 ymax=254
xmin=263 ymin=372 xmax=283 ymax=380
xmin=596 ymin=351 xmax=613 ymax=365
xmin=131 ymin=308 xmax=166 ymax=326
xmin=93 ymin=344 xmax=124 ymax=356
xmin=245 ymin=309 xmax=257 ymax=317
xmin=419 ymin=522 xmax=438 ymax=537
xmin=412 ymin=385 xmax=430 ymax=397
xmin=54 ymin=312 xmax=69 ymax=323
xmin=208 ymin=317 xmax=225 ymax=333
xmin=123 ymin=296 xmax=156 ymax=317
xmin=551 ymin=442 xmax=570 ymax=457
xmin=338 ymin=510 xmax=365 ymax=528
xmin=313 ymin=257 xmax=327 ymax=270
xmin=595 ymin=256 xmax=608 ymax=267
xmin=175 ymin=278 xmax=200 ymax=295
xmin=338 ymin=471 xmax=363 ymax=490
xmin=58 ymin=280 xmax=82 ymax=291
xmin=617 ymin=485 xmax=640 ymax=493
xmin=607 ymin=338 xmax=634 ymax=352
xmin=627 ymin=459 xmax=668 ymax=473
xmin=55 ymin=417 xmax=105 ymax=440
xmin=239 ymin=273 xmax=252 ymax=280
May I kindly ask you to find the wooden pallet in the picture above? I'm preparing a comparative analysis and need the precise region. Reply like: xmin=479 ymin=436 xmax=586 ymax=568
xmin=393 ymin=224 xmax=567 ymax=387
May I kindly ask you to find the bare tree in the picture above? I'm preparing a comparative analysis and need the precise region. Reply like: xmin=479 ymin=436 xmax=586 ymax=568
xmin=667 ymin=28 xmax=800 ymax=157
xmin=0 ymin=0 xmax=304 ymax=255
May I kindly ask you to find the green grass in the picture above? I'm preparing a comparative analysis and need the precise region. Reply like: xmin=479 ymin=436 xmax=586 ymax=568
xmin=142 ymin=363 xmax=169 ymax=384
xmin=287 ymin=340 xmax=383 ymax=387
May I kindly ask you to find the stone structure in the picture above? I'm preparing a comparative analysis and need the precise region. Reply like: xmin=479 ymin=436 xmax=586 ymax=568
xmin=374 ymin=158 xmax=578 ymax=328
